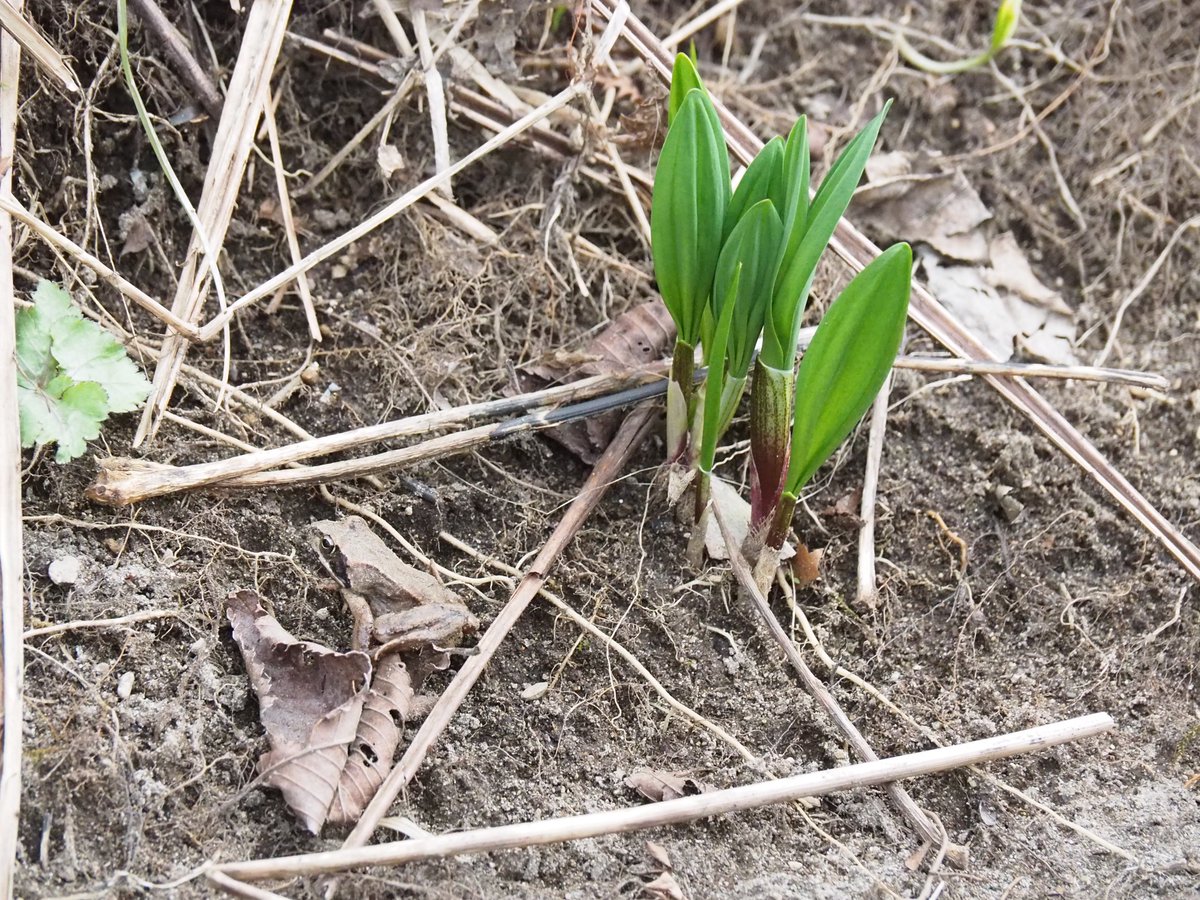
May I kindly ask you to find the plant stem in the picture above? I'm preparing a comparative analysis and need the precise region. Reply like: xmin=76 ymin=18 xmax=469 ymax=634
xmin=765 ymin=490 xmax=797 ymax=553
xmin=748 ymin=359 xmax=793 ymax=534
xmin=666 ymin=339 xmax=695 ymax=463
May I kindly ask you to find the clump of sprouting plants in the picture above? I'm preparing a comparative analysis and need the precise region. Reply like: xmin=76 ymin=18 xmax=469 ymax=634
xmin=652 ymin=54 xmax=912 ymax=583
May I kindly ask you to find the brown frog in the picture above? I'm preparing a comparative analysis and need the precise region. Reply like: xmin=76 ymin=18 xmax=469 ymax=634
xmin=310 ymin=516 xmax=478 ymax=655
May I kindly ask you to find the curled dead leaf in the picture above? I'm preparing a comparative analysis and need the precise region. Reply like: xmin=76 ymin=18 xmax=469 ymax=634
xmin=624 ymin=769 xmax=709 ymax=803
xmin=520 ymin=301 xmax=675 ymax=463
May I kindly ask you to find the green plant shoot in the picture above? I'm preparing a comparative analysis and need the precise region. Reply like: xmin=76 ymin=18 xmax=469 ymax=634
xmin=895 ymin=0 xmax=1021 ymax=75
xmin=16 ymin=281 xmax=151 ymax=463
xmin=762 ymin=243 xmax=913 ymax=551
xmin=652 ymin=54 xmax=730 ymax=465
xmin=749 ymin=104 xmax=890 ymax=533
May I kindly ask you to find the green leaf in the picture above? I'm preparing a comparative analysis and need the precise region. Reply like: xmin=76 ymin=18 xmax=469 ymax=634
xmin=667 ymin=53 xmax=705 ymax=126
xmin=651 ymin=88 xmax=731 ymax=344
xmin=711 ymin=199 xmax=783 ymax=379
xmin=698 ymin=264 xmax=741 ymax=474
xmin=723 ymin=136 xmax=785 ymax=242
xmin=15 ymin=280 xmax=151 ymax=462
xmin=785 ymin=242 xmax=912 ymax=494
xmin=52 ymin=316 xmax=151 ymax=412
xmin=19 ymin=380 xmax=109 ymax=464
xmin=763 ymin=103 xmax=890 ymax=370
xmin=778 ymin=116 xmax=811 ymax=265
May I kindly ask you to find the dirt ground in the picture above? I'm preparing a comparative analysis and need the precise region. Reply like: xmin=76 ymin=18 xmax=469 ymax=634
xmin=10 ymin=0 xmax=1200 ymax=897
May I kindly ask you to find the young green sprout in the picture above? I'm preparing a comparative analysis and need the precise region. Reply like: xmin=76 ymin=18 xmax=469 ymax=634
xmin=758 ymin=243 xmax=913 ymax=569
xmin=651 ymin=54 xmax=730 ymax=471
xmin=748 ymin=104 xmax=891 ymax=538
xmin=895 ymin=0 xmax=1021 ymax=75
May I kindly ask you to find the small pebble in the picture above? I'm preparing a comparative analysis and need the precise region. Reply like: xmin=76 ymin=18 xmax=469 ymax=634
xmin=47 ymin=556 xmax=82 ymax=586
xmin=116 ymin=672 xmax=135 ymax=700
xmin=520 ymin=681 xmax=549 ymax=701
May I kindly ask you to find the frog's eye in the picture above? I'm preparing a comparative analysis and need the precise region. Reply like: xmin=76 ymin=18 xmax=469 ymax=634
xmin=321 ymin=534 xmax=336 ymax=550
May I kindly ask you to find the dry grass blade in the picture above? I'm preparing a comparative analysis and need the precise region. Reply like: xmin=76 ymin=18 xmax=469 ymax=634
xmin=0 ymin=7 xmax=24 ymax=893
xmin=0 ymin=2 xmax=78 ymax=93
xmin=199 ymin=83 xmax=587 ymax=340
xmin=591 ymin=0 xmax=1200 ymax=584
xmin=136 ymin=0 xmax=294 ymax=446
xmin=210 ymin=713 xmax=1114 ymax=881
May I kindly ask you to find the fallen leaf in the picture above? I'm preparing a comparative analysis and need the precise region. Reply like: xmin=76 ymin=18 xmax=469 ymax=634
xmin=791 ymin=544 xmax=824 ymax=587
xmin=119 ymin=213 xmax=154 ymax=257
xmin=643 ymin=871 xmax=686 ymax=900
xmin=822 ymin=487 xmax=863 ymax=525
xmin=624 ymin=769 xmax=708 ymax=802
xmin=645 ymin=840 xmax=672 ymax=869
xmin=378 ymin=143 xmax=405 ymax=179
xmin=226 ymin=590 xmax=370 ymax=834
xmin=702 ymin=476 xmax=794 ymax=562
xmin=857 ymin=153 xmax=992 ymax=263
xmin=520 ymin=301 xmax=675 ymax=463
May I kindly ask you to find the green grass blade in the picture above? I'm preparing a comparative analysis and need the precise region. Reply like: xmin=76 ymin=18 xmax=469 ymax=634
xmin=723 ymin=136 xmax=785 ymax=242
xmin=764 ymin=103 xmax=891 ymax=370
xmin=785 ymin=242 xmax=912 ymax=494
xmin=651 ymin=88 xmax=731 ymax=344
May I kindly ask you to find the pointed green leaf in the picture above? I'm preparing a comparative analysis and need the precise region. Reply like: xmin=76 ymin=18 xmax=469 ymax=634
xmin=991 ymin=0 xmax=1021 ymax=53
xmin=785 ymin=242 xmax=912 ymax=494
xmin=651 ymin=88 xmax=731 ymax=344
xmin=763 ymin=103 xmax=890 ymax=370
xmin=668 ymin=53 xmax=705 ymax=125
xmin=723 ymin=136 xmax=785 ymax=241
xmin=711 ymin=198 xmax=783 ymax=378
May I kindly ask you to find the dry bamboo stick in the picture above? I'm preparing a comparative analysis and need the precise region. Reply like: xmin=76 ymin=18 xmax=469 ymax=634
xmin=0 ymin=1 xmax=78 ymax=93
xmin=0 ymin=7 xmax=24 ymax=893
xmin=591 ymin=0 xmax=1200 ymax=584
xmin=136 ymin=0 xmax=293 ymax=446
xmin=210 ymin=712 xmax=1114 ymax=881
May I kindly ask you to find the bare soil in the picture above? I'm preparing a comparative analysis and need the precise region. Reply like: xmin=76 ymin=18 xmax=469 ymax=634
xmin=12 ymin=0 xmax=1200 ymax=897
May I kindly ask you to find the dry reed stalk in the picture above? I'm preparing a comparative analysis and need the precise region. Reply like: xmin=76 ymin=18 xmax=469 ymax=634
xmin=0 ymin=6 xmax=25 ymax=892
xmin=136 ymin=0 xmax=294 ymax=446
xmin=210 ymin=713 xmax=1114 ymax=882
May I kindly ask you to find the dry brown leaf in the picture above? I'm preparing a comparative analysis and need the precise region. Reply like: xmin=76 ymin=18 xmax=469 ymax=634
xmin=328 ymin=654 xmax=420 ymax=826
xmin=624 ymin=769 xmax=708 ymax=803
xmin=226 ymin=590 xmax=370 ymax=834
xmin=643 ymin=871 xmax=686 ymax=900
xmin=791 ymin=544 xmax=824 ymax=588
xmin=645 ymin=839 xmax=672 ymax=869
xmin=822 ymin=488 xmax=863 ymax=525
xmin=521 ymin=301 xmax=675 ymax=463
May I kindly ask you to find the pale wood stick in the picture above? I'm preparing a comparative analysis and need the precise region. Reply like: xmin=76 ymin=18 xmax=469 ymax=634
xmin=0 ymin=1 xmax=78 ymax=93
xmin=898 ymin=355 xmax=1168 ymax=390
xmin=0 ymin=7 xmax=25 ymax=892
xmin=85 ymin=363 xmax=667 ymax=505
xmin=0 ymin=195 xmax=201 ymax=339
xmin=136 ymin=0 xmax=294 ymax=446
xmin=261 ymin=90 xmax=320 ymax=341
xmin=331 ymin=405 xmax=658 ymax=874
xmin=713 ymin=507 xmax=963 ymax=863
xmin=590 ymin=0 xmax=1200 ymax=584
xmin=199 ymin=82 xmax=587 ymax=341
xmin=24 ymin=610 xmax=180 ymax=640
xmin=207 ymin=870 xmax=292 ymax=900
xmin=857 ymin=373 xmax=892 ymax=606
xmin=411 ymin=8 xmax=452 ymax=198
xmin=211 ymin=712 xmax=1114 ymax=881
xmin=369 ymin=0 xmax=414 ymax=57
xmin=663 ymin=0 xmax=750 ymax=50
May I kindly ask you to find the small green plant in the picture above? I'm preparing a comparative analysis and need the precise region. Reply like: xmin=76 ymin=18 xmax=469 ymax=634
xmin=16 ymin=281 xmax=151 ymax=462
xmin=650 ymin=55 xmax=912 ymax=575
xmin=895 ymin=0 xmax=1021 ymax=75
